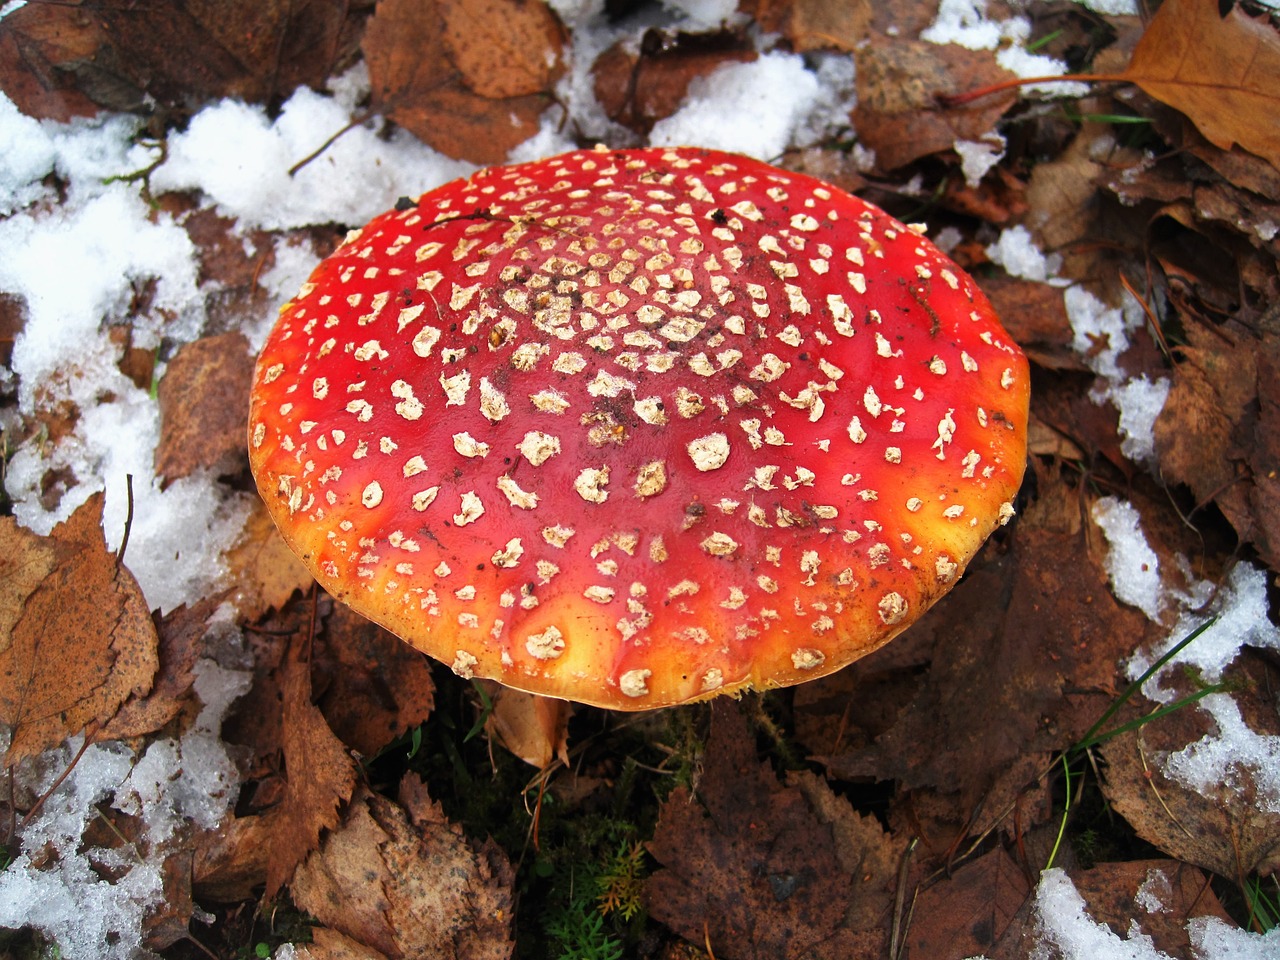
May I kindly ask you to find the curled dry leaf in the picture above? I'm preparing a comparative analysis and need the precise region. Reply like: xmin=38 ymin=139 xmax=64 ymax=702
xmin=1123 ymin=0 xmax=1280 ymax=170
xmin=0 ymin=492 xmax=159 ymax=765
xmin=291 ymin=777 xmax=516 ymax=960
xmin=224 ymin=497 xmax=315 ymax=619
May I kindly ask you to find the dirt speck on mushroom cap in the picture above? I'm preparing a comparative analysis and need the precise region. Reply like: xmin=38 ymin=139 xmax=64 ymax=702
xmin=248 ymin=146 xmax=1029 ymax=710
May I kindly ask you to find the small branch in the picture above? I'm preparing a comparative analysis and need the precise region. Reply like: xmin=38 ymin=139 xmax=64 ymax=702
xmin=938 ymin=72 xmax=1127 ymax=107
xmin=289 ymin=110 xmax=376 ymax=177
xmin=115 ymin=473 xmax=135 ymax=570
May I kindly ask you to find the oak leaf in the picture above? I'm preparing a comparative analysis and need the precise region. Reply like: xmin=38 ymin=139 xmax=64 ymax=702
xmin=1124 ymin=0 xmax=1280 ymax=169
xmin=0 ymin=493 xmax=159 ymax=764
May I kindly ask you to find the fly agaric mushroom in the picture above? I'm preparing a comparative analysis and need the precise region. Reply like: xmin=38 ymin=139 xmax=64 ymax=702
xmin=248 ymin=146 xmax=1029 ymax=710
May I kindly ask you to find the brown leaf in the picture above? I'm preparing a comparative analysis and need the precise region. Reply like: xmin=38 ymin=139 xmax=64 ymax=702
xmin=0 ymin=0 xmax=357 ymax=118
xmin=192 ymin=811 xmax=276 ymax=902
xmin=1100 ymin=651 xmax=1280 ymax=880
xmin=0 ymin=493 xmax=159 ymax=765
xmin=483 ymin=685 xmax=569 ymax=769
xmin=812 ymin=529 xmax=1152 ymax=847
xmin=854 ymin=35 xmax=1017 ymax=172
xmin=1124 ymin=0 xmax=1280 ymax=170
xmin=225 ymin=497 xmax=315 ymax=619
xmin=314 ymin=603 xmax=435 ymax=760
xmin=99 ymin=594 xmax=226 ymax=740
xmin=265 ymin=630 xmax=360 ymax=898
xmin=740 ymin=0 xmax=872 ymax=52
xmin=0 ymin=3 xmax=103 ymax=121
xmin=155 ymin=331 xmax=255 ymax=484
xmin=363 ymin=0 xmax=552 ymax=164
xmin=291 ymin=777 xmax=516 ymax=960
xmin=440 ymin=0 xmax=566 ymax=100
xmin=987 ymin=859 xmax=1235 ymax=959
xmin=593 ymin=34 xmax=756 ymax=135
xmin=646 ymin=701 xmax=895 ymax=960
xmin=904 ymin=847 xmax=1030 ymax=960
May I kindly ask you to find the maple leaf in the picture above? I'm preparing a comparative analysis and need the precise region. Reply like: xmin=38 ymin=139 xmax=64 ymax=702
xmin=0 ymin=493 xmax=159 ymax=765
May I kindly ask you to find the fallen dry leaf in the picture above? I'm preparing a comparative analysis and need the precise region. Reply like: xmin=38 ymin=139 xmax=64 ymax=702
xmin=0 ymin=493 xmax=159 ymax=765
xmin=440 ymin=0 xmax=566 ymax=100
xmin=740 ymin=0 xmax=872 ymax=52
xmin=313 ymin=603 xmax=435 ymax=760
xmin=903 ymin=847 xmax=1030 ymax=960
xmin=363 ymin=0 xmax=558 ymax=163
xmin=99 ymin=593 xmax=226 ymax=740
xmin=593 ymin=32 xmax=756 ymax=135
xmin=483 ymin=685 xmax=569 ymax=769
xmin=154 ymin=331 xmax=255 ymax=484
xmin=0 ymin=0 xmax=356 ymax=119
xmin=225 ymin=497 xmax=315 ymax=619
xmin=854 ymin=35 xmax=1017 ymax=172
xmin=265 ymin=629 xmax=360 ymax=898
xmin=986 ymin=859 xmax=1233 ymax=959
xmin=1124 ymin=0 xmax=1280 ymax=170
xmin=1100 ymin=650 xmax=1280 ymax=881
xmin=811 ymin=528 xmax=1152 ymax=848
xmin=647 ymin=701 xmax=897 ymax=959
xmin=291 ymin=776 xmax=516 ymax=960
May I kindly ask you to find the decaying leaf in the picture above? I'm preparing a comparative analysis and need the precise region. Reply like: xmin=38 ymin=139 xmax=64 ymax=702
xmin=740 ymin=0 xmax=872 ymax=52
xmin=265 ymin=630 xmax=360 ymax=897
xmin=291 ymin=776 xmax=516 ymax=960
xmin=99 ymin=593 xmax=226 ymax=740
xmin=363 ymin=0 xmax=563 ymax=163
xmin=811 ymin=528 xmax=1151 ymax=847
xmin=0 ymin=493 xmax=159 ymax=764
xmin=155 ymin=331 xmax=255 ymax=484
xmin=646 ymin=701 xmax=898 ymax=959
xmin=593 ymin=32 xmax=757 ymax=135
xmin=1124 ymin=0 xmax=1280 ymax=170
xmin=313 ymin=603 xmax=435 ymax=760
xmin=854 ymin=35 xmax=1017 ymax=172
xmin=440 ymin=0 xmax=566 ymax=100
xmin=0 ymin=0 xmax=357 ymax=119
xmin=904 ymin=847 xmax=1029 ymax=960
xmin=986 ymin=859 xmax=1234 ymax=959
xmin=1100 ymin=651 xmax=1280 ymax=881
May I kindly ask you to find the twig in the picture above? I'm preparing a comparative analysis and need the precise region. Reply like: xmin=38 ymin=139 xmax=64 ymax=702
xmin=115 ymin=473 xmax=135 ymax=570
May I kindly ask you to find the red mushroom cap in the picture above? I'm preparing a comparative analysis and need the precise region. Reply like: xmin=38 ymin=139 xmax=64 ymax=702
xmin=248 ymin=146 xmax=1029 ymax=709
